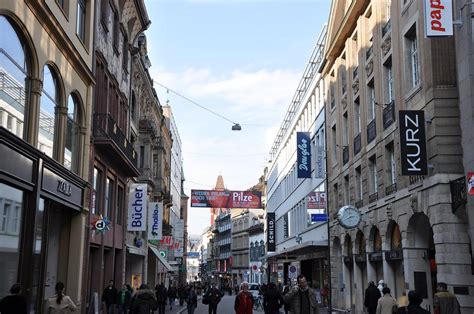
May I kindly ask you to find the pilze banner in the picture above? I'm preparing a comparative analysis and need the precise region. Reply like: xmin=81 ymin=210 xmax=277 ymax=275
xmin=191 ymin=190 xmax=262 ymax=208
xmin=306 ymin=192 xmax=327 ymax=209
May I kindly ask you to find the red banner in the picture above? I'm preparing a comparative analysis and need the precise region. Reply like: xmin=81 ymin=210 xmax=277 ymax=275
xmin=306 ymin=192 xmax=326 ymax=209
xmin=191 ymin=190 xmax=262 ymax=208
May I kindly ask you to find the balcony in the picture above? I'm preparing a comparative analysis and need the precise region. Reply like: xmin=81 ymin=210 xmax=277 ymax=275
xmin=383 ymin=101 xmax=395 ymax=130
xmin=382 ymin=19 xmax=392 ymax=38
xmin=385 ymin=183 xmax=397 ymax=196
xmin=367 ymin=119 xmax=376 ymax=144
xmin=409 ymin=176 xmax=424 ymax=185
xmin=93 ymin=114 xmax=139 ymax=176
xmin=369 ymin=192 xmax=378 ymax=203
xmin=354 ymin=133 xmax=361 ymax=155
xmin=342 ymin=146 xmax=349 ymax=165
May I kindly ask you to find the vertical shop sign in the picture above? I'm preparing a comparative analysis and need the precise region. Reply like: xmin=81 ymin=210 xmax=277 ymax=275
xmin=399 ymin=111 xmax=428 ymax=175
xmin=148 ymin=202 xmax=163 ymax=241
xmin=315 ymin=145 xmax=325 ymax=179
xmin=297 ymin=132 xmax=312 ymax=178
xmin=127 ymin=184 xmax=147 ymax=231
xmin=424 ymin=0 xmax=453 ymax=37
xmin=267 ymin=212 xmax=276 ymax=252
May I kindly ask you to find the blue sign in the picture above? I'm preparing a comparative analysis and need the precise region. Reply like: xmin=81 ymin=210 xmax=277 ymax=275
xmin=188 ymin=252 xmax=200 ymax=258
xmin=297 ymin=132 xmax=311 ymax=178
xmin=311 ymin=214 xmax=328 ymax=222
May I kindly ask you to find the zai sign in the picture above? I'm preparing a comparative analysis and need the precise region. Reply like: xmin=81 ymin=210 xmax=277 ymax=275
xmin=399 ymin=111 xmax=428 ymax=176
xmin=424 ymin=0 xmax=453 ymax=37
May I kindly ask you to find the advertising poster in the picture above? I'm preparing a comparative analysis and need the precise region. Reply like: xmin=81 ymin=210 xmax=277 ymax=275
xmin=297 ymin=132 xmax=312 ymax=178
xmin=127 ymin=184 xmax=147 ymax=231
xmin=306 ymin=192 xmax=326 ymax=209
xmin=190 ymin=190 xmax=262 ymax=208
xmin=148 ymin=202 xmax=163 ymax=241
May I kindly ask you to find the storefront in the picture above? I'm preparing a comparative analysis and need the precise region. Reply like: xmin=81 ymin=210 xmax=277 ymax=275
xmin=0 ymin=127 xmax=87 ymax=311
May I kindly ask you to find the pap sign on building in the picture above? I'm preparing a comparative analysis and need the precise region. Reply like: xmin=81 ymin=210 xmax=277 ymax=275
xmin=424 ymin=0 xmax=453 ymax=37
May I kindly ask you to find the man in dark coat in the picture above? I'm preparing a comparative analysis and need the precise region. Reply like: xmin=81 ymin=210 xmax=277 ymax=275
xmin=129 ymin=284 xmax=158 ymax=314
xmin=0 ymin=283 xmax=27 ymax=314
xmin=102 ymin=280 xmax=118 ymax=314
xmin=167 ymin=285 xmax=177 ymax=310
xmin=364 ymin=281 xmax=382 ymax=314
xmin=204 ymin=283 xmax=223 ymax=314
xmin=397 ymin=290 xmax=430 ymax=314
xmin=154 ymin=283 xmax=167 ymax=314
xmin=263 ymin=282 xmax=283 ymax=314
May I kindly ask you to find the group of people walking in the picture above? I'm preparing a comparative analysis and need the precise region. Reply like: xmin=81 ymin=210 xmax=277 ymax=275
xmin=364 ymin=280 xmax=461 ymax=314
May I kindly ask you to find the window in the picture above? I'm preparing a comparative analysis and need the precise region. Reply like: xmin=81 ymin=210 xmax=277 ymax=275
xmin=39 ymin=64 xmax=60 ymax=159
xmin=117 ymin=184 xmax=124 ymax=225
xmin=386 ymin=142 xmax=396 ymax=185
xmin=65 ymin=94 xmax=81 ymax=172
xmin=100 ymin=0 xmax=109 ymax=29
xmin=330 ymin=83 xmax=335 ymax=109
xmin=113 ymin=7 xmax=120 ymax=52
xmin=343 ymin=113 xmax=349 ymax=146
xmin=0 ymin=16 xmax=29 ymax=139
xmin=384 ymin=60 xmax=394 ymax=103
xmin=92 ymin=167 xmax=102 ymax=215
xmin=140 ymin=146 xmax=145 ymax=168
xmin=367 ymin=82 xmax=375 ymax=122
xmin=369 ymin=155 xmax=377 ymax=194
xmin=122 ymin=29 xmax=128 ymax=72
xmin=406 ymin=27 xmax=419 ymax=88
xmin=354 ymin=100 xmax=361 ymax=135
xmin=104 ymin=177 xmax=112 ymax=218
xmin=341 ymin=69 xmax=347 ymax=95
xmin=333 ymin=183 xmax=339 ymax=209
xmin=76 ymin=0 xmax=86 ymax=42
xmin=344 ymin=175 xmax=350 ymax=205
xmin=356 ymin=166 xmax=363 ymax=201
xmin=332 ymin=125 xmax=337 ymax=164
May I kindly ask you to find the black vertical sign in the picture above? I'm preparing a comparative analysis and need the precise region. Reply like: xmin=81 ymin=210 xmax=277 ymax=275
xmin=399 ymin=110 xmax=428 ymax=176
xmin=297 ymin=132 xmax=312 ymax=178
xmin=267 ymin=212 xmax=276 ymax=252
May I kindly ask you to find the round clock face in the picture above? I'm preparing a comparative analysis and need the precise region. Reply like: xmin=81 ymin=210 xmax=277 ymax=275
xmin=337 ymin=205 xmax=361 ymax=229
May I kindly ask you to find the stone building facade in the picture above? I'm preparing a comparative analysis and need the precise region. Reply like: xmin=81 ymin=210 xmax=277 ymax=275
xmin=0 ymin=0 xmax=95 ymax=311
xmin=323 ymin=0 xmax=474 ymax=312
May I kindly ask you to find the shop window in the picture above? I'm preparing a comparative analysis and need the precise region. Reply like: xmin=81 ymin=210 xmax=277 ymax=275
xmin=64 ymin=94 xmax=81 ymax=172
xmin=0 ymin=16 xmax=30 ymax=139
xmin=0 ymin=183 xmax=24 ymax=299
xmin=39 ymin=64 xmax=61 ymax=159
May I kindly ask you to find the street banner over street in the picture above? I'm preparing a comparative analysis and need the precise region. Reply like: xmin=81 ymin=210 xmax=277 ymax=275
xmin=190 ymin=190 xmax=262 ymax=208
xmin=128 ymin=184 xmax=147 ymax=231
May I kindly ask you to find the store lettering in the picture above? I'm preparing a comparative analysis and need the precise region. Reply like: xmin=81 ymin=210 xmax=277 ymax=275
xmin=429 ymin=0 xmax=446 ymax=32
xmin=298 ymin=138 xmax=310 ymax=171
xmin=57 ymin=180 xmax=72 ymax=196
xmin=131 ymin=187 xmax=144 ymax=227
xmin=404 ymin=114 xmax=422 ymax=172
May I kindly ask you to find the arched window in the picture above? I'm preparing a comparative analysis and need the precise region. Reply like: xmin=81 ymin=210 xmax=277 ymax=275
xmin=391 ymin=224 xmax=402 ymax=250
xmin=0 ymin=16 xmax=30 ymax=138
xmin=64 ymin=94 xmax=81 ymax=172
xmin=131 ymin=91 xmax=136 ymax=122
xmin=374 ymin=228 xmax=382 ymax=252
xmin=38 ymin=64 xmax=61 ymax=158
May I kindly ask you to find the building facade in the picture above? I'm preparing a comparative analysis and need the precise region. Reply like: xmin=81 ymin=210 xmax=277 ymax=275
xmin=248 ymin=222 xmax=265 ymax=284
xmin=323 ymin=0 xmax=473 ymax=312
xmin=0 ymin=0 xmax=95 ymax=311
xmin=87 ymin=0 xmax=149 ymax=309
xmin=265 ymin=26 xmax=328 ymax=291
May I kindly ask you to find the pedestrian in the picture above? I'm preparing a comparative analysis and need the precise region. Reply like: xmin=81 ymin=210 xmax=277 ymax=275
xmin=321 ymin=284 xmax=329 ymax=307
xmin=117 ymin=284 xmax=132 ymax=314
xmin=281 ymin=280 xmax=291 ymax=314
xmin=282 ymin=275 xmax=319 ymax=314
xmin=234 ymin=282 xmax=254 ymax=314
xmin=179 ymin=284 xmax=187 ymax=306
xmin=154 ymin=282 xmax=167 ymax=314
xmin=102 ymin=280 xmax=118 ymax=314
xmin=186 ymin=285 xmax=198 ymax=314
xmin=378 ymin=280 xmax=386 ymax=295
xmin=129 ymin=284 xmax=158 ymax=314
xmin=46 ymin=282 xmax=78 ymax=313
xmin=434 ymin=282 xmax=461 ymax=314
xmin=263 ymin=282 xmax=283 ymax=314
xmin=0 ymin=283 xmax=27 ymax=314
xmin=376 ymin=287 xmax=397 ymax=314
xmin=396 ymin=290 xmax=429 ymax=314
xmin=167 ymin=285 xmax=177 ymax=310
xmin=203 ymin=282 xmax=223 ymax=314
xmin=364 ymin=281 xmax=382 ymax=314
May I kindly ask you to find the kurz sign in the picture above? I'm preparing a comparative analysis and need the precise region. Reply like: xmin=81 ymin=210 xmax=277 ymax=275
xmin=399 ymin=110 xmax=428 ymax=176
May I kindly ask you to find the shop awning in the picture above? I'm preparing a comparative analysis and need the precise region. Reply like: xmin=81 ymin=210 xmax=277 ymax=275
xmin=149 ymin=246 xmax=174 ymax=272
xmin=264 ymin=240 xmax=327 ymax=262
xmin=126 ymin=245 xmax=147 ymax=256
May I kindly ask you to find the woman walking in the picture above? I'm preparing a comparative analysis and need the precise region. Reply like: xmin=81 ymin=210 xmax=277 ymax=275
xmin=46 ymin=282 xmax=77 ymax=313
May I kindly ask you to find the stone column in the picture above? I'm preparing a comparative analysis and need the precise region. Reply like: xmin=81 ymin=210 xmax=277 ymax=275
xmin=25 ymin=77 xmax=42 ymax=146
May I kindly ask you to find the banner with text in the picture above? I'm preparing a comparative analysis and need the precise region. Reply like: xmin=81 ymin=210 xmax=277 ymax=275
xmin=148 ymin=202 xmax=163 ymax=241
xmin=424 ymin=0 xmax=453 ymax=37
xmin=306 ymin=192 xmax=327 ymax=209
xmin=297 ymin=132 xmax=312 ymax=178
xmin=191 ymin=190 xmax=262 ymax=208
xmin=399 ymin=110 xmax=428 ymax=176
xmin=127 ymin=184 xmax=147 ymax=231
xmin=315 ymin=145 xmax=325 ymax=179
xmin=267 ymin=212 xmax=276 ymax=252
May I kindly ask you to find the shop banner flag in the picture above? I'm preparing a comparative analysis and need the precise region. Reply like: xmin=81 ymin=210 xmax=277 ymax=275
xmin=267 ymin=212 xmax=276 ymax=252
xmin=297 ymin=132 xmax=311 ymax=178
xmin=127 ymin=184 xmax=147 ymax=231
xmin=399 ymin=111 xmax=428 ymax=176
xmin=148 ymin=202 xmax=163 ymax=241
xmin=424 ymin=0 xmax=453 ymax=37
xmin=315 ymin=145 xmax=325 ymax=179
xmin=191 ymin=190 xmax=262 ymax=208
xmin=306 ymin=192 xmax=327 ymax=209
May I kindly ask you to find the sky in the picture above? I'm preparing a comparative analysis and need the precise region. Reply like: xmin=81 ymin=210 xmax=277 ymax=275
xmin=143 ymin=0 xmax=331 ymax=235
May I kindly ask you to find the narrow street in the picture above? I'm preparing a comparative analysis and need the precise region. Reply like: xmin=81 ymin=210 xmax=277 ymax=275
xmin=178 ymin=295 xmax=264 ymax=314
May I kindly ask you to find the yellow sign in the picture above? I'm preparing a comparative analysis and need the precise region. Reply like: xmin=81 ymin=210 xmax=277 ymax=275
xmin=131 ymin=274 xmax=142 ymax=290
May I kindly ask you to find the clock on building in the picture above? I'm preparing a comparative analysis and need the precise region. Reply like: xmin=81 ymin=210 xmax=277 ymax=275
xmin=337 ymin=205 xmax=361 ymax=229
